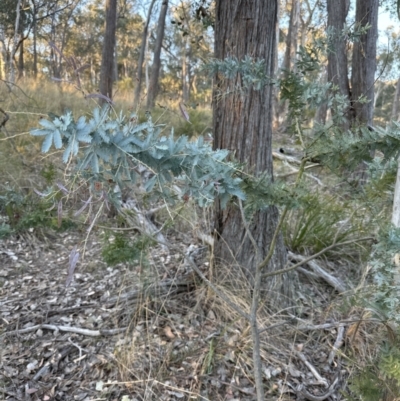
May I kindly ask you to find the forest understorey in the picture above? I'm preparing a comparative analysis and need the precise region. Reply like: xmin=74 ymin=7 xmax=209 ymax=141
xmin=0 ymin=224 xmax=370 ymax=401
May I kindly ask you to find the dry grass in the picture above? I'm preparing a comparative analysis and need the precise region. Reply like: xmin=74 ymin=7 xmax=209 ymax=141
xmin=0 ymin=78 xmax=211 ymax=189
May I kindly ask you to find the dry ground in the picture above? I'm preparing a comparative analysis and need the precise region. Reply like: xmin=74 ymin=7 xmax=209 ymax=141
xmin=0 ymin=222 xmax=363 ymax=401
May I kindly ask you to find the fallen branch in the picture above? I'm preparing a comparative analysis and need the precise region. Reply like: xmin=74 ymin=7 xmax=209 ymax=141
xmin=296 ymin=376 xmax=339 ymax=401
xmin=296 ymin=351 xmax=328 ymax=386
xmin=1 ymin=324 xmax=127 ymax=338
xmin=272 ymin=151 xmax=302 ymax=165
xmin=288 ymin=251 xmax=347 ymax=293
xmin=119 ymin=200 xmax=170 ymax=251
xmin=328 ymin=324 xmax=345 ymax=364
xmin=262 ymin=236 xmax=374 ymax=280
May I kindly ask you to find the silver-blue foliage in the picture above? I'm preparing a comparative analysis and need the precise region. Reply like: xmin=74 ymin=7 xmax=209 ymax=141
xmin=30 ymin=105 xmax=245 ymax=208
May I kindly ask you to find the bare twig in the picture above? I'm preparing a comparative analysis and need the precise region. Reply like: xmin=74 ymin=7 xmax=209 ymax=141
xmin=272 ymin=151 xmax=302 ymax=165
xmin=288 ymin=251 xmax=347 ymax=292
xmin=263 ymin=236 xmax=374 ymax=279
xmin=328 ymin=324 xmax=345 ymax=364
xmin=239 ymin=200 xmax=264 ymax=400
xmin=1 ymin=324 xmax=127 ymax=338
xmin=296 ymin=376 xmax=339 ymax=401
xmin=296 ymin=351 xmax=329 ymax=386
xmin=0 ymin=107 xmax=9 ymax=129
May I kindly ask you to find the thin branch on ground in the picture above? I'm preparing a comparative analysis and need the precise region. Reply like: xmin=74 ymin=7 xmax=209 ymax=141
xmin=296 ymin=351 xmax=329 ymax=386
xmin=288 ymin=251 xmax=347 ymax=292
xmin=328 ymin=324 xmax=345 ymax=364
xmin=1 ymin=324 xmax=127 ymax=337
xmin=263 ymin=236 xmax=374 ymax=279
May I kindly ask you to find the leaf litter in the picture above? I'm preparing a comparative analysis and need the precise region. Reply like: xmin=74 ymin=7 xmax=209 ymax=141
xmin=0 ymin=225 xmax=360 ymax=400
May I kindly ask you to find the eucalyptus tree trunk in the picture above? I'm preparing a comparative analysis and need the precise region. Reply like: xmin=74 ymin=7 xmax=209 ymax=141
xmin=181 ymin=36 xmax=190 ymax=102
xmin=283 ymin=0 xmax=300 ymax=73
xmin=350 ymin=0 xmax=379 ymax=126
xmin=0 ymin=24 xmax=5 ymax=80
xmin=133 ymin=0 xmax=156 ymax=110
xmin=18 ymin=39 xmax=24 ymax=79
xmin=315 ymin=66 xmax=328 ymax=125
xmin=326 ymin=0 xmax=351 ymax=128
xmin=32 ymin=4 xmax=38 ymax=79
xmin=277 ymin=0 xmax=300 ymax=123
xmin=9 ymin=0 xmax=22 ymax=83
xmin=213 ymin=0 xmax=290 ymax=305
xmin=350 ymin=0 xmax=378 ymax=183
xmin=272 ymin=0 xmax=280 ymax=129
xmin=393 ymin=160 xmax=400 ymax=227
xmin=99 ymin=0 xmax=117 ymax=104
xmin=146 ymin=0 xmax=169 ymax=110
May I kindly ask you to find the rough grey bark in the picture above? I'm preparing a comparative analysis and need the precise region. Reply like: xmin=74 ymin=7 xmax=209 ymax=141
xmin=213 ymin=0 xmax=290 ymax=304
xmin=146 ymin=0 xmax=169 ymax=110
xmin=99 ymin=0 xmax=117 ymax=104
xmin=351 ymin=0 xmax=379 ymax=126
xmin=133 ymin=0 xmax=156 ymax=110
xmin=327 ymin=0 xmax=351 ymax=128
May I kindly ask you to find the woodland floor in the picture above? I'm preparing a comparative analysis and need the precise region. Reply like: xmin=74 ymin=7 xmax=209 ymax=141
xmin=0 ymin=220 xmax=364 ymax=401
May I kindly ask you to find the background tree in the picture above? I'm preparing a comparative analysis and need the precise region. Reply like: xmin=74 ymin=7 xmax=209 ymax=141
xmin=213 ymin=0 xmax=290 ymax=304
xmin=326 ymin=0 xmax=351 ymax=128
xmin=351 ymin=0 xmax=379 ymax=126
xmin=99 ymin=0 xmax=117 ymax=103
xmin=146 ymin=0 xmax=168 ymax=109
xmin=326 ymin=0 xmax=379 ymax=128
xmin=133 ymin=0 xmax=156 ymax=110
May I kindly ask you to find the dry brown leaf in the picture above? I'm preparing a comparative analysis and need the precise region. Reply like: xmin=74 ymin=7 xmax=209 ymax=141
xmin=163 ymin=326 xmax=175 ymax=339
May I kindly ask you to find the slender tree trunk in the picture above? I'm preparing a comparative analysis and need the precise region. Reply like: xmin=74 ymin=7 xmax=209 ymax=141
xmin=50 ymin=14 xmax=60 ymax=79
xmin=191 ymin=73 xmax=197 ymax=95
xmin=278 ymin=0 xmax=300 ymax=123
xmin=213 ymin=0 xmax=290 ymax=304
xmin=283 ymin=0 xmax=300 ymax=73
xmin=133 ymin=0 xmax=156 ymax=110
xmin=99 ymin=0 xmax=118 ymax=104
xmin=272 ymin=0 xmax=281 ymax=129
xmin=315 ymin=66 xmax=328 ymax=125
xmin=0 ymin=24 xmax=5 ymax=80
xmin=326 ymin=0 xmax=351 ymax=128
xmin=9 ymin=0 xmax=22 ymax=83
xmin=32 ymin=1 xmax=38 ymax=79
xmin=18 ymin=39 xmax=24 ymax=79
xmin=146 ymin=0 xmax=169 ymax=110
xmin=392 ymin=79 xmax=400 ymax=121
xmin=350 ymin=0 xmax=379 ymax=127
xmin=182 ymin=37 xmax=189 ymax=102
xmin=113 ymin=39 xmax=118 ymax=82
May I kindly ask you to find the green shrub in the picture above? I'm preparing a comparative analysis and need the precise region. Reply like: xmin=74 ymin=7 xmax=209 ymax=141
xmin=348 ymin=343 xmax=400 ymax=401
xmin=283 ymin=194 xmax=360 ymax=258
xmin=101 ymin=232 xmax=155 ymax=266
xmin=0 ymin=186 xmax=75 ymax=236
